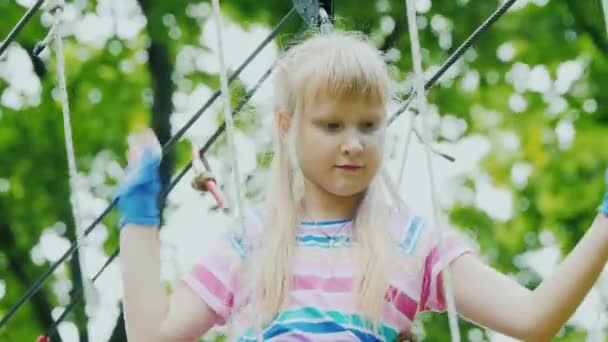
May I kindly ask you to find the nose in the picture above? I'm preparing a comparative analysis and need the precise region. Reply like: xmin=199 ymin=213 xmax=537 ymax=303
xmin=341 ymin=134 xmax=363 ymax=156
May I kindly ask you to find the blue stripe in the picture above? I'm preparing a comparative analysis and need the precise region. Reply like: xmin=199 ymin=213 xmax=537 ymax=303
xmin=300 ymin=219 xmax=352 ymax=226
xmin=403 ymin=216 xmax=423 ymax=254
xmin=229 ymin=234 xmax=246 ymax=259
xmin=296 ymin=241 xmax=353 ymax=249
xmin=297 ymin=235 xmax=351 ymax=244
xmin=262 ymin=321 xmax=383 ymax=341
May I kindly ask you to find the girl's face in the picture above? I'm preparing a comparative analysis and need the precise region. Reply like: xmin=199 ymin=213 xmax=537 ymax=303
xmin=295 ymin=94 xmax=386 ymax=199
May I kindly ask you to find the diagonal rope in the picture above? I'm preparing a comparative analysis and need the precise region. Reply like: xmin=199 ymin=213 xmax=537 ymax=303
xmin=397 ymin=0 xmax=519 ymax=183
xmin=396 ymin=0 xmax=518 ymax=184
xmin=388 ymin=0 xmax=518 ymax=125
xmin=42 ymin=249 xmax=118 ymax=339
xmin=0 ymin=7 xmax=298 ymax=331
xmin=210 ymin=0 xmax=245 ymax=222
xmin=0 ymin=0 xmax=46 ymax=58
xmin=403 ymin=0 xmax=459 ymax=340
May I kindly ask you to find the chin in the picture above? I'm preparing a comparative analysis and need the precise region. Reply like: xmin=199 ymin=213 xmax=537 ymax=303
xmin=326 ymin=185 xmax=369 ymax=198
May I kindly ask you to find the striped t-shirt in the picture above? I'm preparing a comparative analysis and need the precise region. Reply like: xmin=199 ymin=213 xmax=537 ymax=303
xmin=182 ymin=210 xmax=475 ymax=341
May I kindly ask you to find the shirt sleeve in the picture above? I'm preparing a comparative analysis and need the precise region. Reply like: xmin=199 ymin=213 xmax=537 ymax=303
xmin=395 ymin=213 xmax=478 ymax=312
xmin=180 ymin=209 xmax=263 ymax=325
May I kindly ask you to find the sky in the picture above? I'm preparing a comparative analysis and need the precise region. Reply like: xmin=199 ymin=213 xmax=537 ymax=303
xmin=2 ymin=0 xmax=607 ymax=341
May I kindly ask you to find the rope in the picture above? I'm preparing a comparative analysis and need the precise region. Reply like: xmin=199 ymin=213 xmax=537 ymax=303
xmin=388 ymin=0 xmax=518 ymax=124
xmin=0 ymin=7 xmax=299 ymax=331
xmin=42 ymin=249 xmax=118 ymax=339
xmin=403 ymin=0 xmax=459 ymax=340
xmin=396 ymin=111 xmax=415 ymax=187
xmin=210 ymin=0 xmax=245 ymax=221
xmin=167 ymin=54 xmax=282 ymax=195
xmin=0 ymin=0 xmax=46 ymax=58
xmin=49 ymin=0 xmax=92 ymax=290
xmin=166 ymin=7 xmax=297 ymax=158
xmin=50 ymin=0 xmax=97 ymax=335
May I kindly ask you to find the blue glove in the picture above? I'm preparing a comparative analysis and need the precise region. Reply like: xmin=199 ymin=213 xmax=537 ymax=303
xmin=601 ymin=169 xmax=608 ymax=217
xmin=117 ymin=135 xmax=162 ymax=229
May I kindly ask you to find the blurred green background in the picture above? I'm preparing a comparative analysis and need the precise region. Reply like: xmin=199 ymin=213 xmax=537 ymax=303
xmin=1 ymin=0 xmax=607 ymax=341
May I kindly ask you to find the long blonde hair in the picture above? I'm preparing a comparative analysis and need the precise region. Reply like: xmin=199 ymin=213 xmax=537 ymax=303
xmin=233 ymin=31 xmax=408 ymax=336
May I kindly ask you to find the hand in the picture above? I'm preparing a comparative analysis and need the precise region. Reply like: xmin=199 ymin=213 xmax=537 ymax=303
xmin=601 ymin=169 xmax=608 ymax=217
xmin=117 ymin=129 xmax=162 ymax=229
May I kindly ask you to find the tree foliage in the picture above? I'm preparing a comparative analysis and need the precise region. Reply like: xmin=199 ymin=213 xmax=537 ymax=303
xmin=0 ymin=0 xmax=607 ymax=341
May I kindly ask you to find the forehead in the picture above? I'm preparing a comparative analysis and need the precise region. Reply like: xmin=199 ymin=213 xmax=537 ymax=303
xmin=303 ymin=94 xmax=386 ymax=119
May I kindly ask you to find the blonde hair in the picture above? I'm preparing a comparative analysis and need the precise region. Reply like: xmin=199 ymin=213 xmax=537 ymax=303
xmin=231 ymin=31 xmax=409 ymax=337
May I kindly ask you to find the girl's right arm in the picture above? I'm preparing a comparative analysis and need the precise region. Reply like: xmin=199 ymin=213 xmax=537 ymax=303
xmin=120 ymin=225 xmax=217 ymax=342
xmin=118 ymin=130 xmax=218 ymax=341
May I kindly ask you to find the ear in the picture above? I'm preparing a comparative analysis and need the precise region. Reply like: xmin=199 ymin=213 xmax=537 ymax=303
xmin=276 ymin=111 xmax=291 ymax=139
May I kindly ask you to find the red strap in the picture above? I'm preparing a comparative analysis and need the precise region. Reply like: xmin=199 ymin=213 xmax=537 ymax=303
xmin=205 ymin=179 xmax=224 ymax=208
xmin=36 ymin=336 xmax=50 ymax=342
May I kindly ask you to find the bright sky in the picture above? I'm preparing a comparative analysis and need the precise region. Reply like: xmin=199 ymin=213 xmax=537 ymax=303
xmin=1 ymin=0 xmax=607 ymax=341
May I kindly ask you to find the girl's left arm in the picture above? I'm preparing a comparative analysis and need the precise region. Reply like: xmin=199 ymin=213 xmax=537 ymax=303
xmin=451 ymin=212 xmax=608 ymax=341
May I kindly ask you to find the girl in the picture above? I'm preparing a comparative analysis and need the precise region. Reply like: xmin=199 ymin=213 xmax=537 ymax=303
xmin=118 ymin=32 xmax=608 ymax=341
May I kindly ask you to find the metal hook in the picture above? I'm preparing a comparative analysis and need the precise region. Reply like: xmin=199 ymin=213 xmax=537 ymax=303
xmin=292 ymin=0 xmax=333 ymax=28
xmin=319 ymin=8 xmax=333 ymax=34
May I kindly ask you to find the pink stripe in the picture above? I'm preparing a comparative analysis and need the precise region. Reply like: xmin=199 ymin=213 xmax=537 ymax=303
xmin=385 ymin=286 xmax=418 ymax=320
xmin=192 ymin=264 xmax=234 ymax=308
xmin=422 ymin=240 xmax=474 ymax=311
xmin=204 ymin=251 xmax=239 ymax=287
xmin=293 ymin=274 xmax=353 ymax=292
xmin=390 ymin=271 xmax=422 ymax=299
xmin=293 ymin=259 xmax=355 ymax=278
xmin=293 ymin=248 xmax=352 ymax=261
xmin=382 ymin=298 xmax=412 ymax=329
xmin=181 ymin=275 xmax=227 ymax=324
xmin=420 ymin=244 xmax=439 ymax=311
xmin=287 ymin=290 xmax=354 ymax=309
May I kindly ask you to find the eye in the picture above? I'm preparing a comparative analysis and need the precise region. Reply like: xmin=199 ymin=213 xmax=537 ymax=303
xmin=326 ymin=122 xmax=343 ymax=132
xmin=360 ymin=121 xmax=378 ymax=132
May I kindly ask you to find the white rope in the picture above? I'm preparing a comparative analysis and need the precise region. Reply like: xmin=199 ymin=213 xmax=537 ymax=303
xmin=50 ymin=0 xmax=96 ymax=311
xmin=396 ymin=108 xmax=415 ymax=187
xmin=210 ymin=0 xmax=245 ymax=224
xmin=52 ymin=0 xmax=84 ymax=261
xmin=403 ymin=0 xmax=460 ymax=340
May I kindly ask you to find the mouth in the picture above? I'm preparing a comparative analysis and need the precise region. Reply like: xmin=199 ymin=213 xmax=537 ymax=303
xmin=335 ymin=165 xmax=364 ymax=171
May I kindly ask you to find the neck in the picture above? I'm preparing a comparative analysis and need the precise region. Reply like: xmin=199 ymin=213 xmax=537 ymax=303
xmin=300 ymin=181 xmax=362 ymax=221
